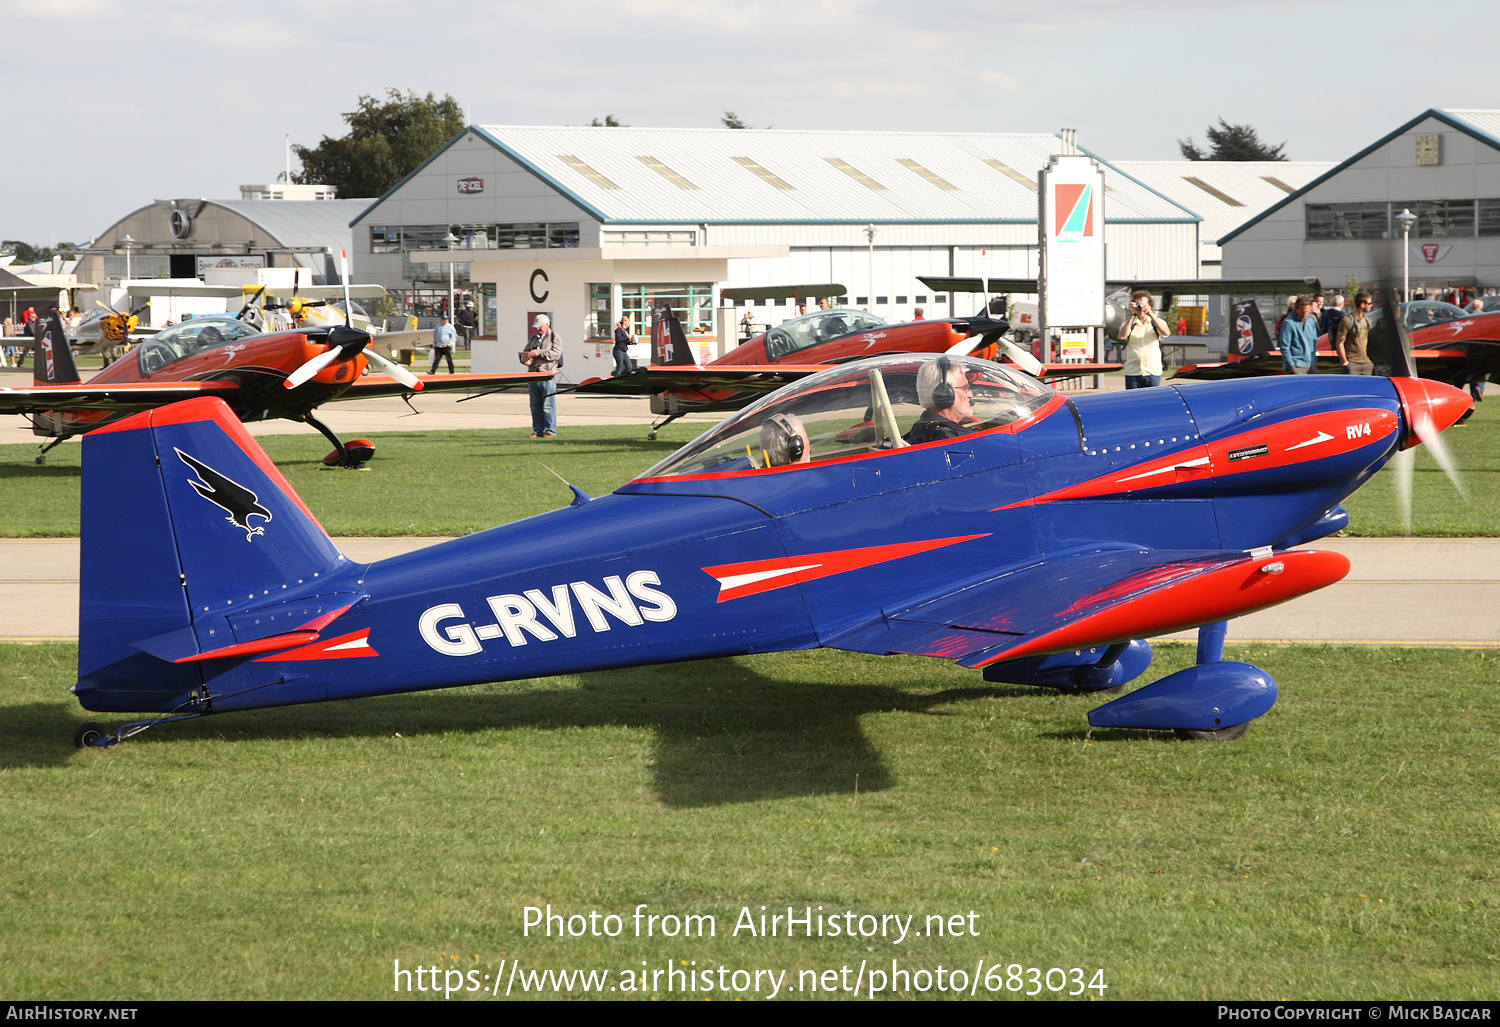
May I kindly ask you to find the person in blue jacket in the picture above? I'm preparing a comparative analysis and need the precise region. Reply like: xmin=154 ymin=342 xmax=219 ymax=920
xmin=1278 ymin=295 xmax=1317 ymax=374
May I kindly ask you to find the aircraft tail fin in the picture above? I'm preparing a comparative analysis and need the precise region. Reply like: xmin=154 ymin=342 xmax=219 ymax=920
xmin=75 ymin=397 xmax=348 ymax=712
xmin=33 ymin=313 xmax=81 ymax=385
xmin=649 ymin=304 xmax=700 ymax=367
xmin=1227 ymin=299 xmax=1274 ymax=360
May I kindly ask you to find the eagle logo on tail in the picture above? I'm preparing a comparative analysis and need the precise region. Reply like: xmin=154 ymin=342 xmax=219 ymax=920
xmin=175 ymin=448 xmax=273 ymax=541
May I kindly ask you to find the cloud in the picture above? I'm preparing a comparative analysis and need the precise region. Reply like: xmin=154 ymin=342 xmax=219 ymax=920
xmin=978 ymin=70 xmax=1024 ymax=95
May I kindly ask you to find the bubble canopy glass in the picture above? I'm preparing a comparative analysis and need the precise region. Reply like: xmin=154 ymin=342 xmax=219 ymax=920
xmin=639 ymin=353 xmax=1055 ymax=480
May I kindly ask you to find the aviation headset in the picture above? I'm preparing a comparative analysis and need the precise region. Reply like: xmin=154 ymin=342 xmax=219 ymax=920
xmin=921 ymin=355 xmax=967 ymax=411
xmin=761 ymin=413 xmax=806 ymax=465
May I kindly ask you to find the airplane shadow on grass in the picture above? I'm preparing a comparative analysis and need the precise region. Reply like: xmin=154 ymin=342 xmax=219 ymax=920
xmin=12 ymin=658 xmax=1038 ymax=806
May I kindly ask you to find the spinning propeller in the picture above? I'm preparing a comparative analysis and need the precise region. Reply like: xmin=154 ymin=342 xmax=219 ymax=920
xmin=1372 ymin=288 xmax=1471 ymax=532
xmin=283 ymin=251 xmax=422 ymax=392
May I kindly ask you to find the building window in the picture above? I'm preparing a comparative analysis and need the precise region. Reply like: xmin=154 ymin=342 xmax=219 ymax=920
xmin=1306 ymin=202 xmax=1390 ymax=240
xmin=620 ymin=282 xmax=715 ymax=335
xmin=1478 ymin=199 xmax=1500 ymax=237
xmin=1395 ymin=199 xmax=1476 ymax=238
xmin=372 ymin=222 xmax=581 ymax=253
xmin=603 ymin=231 xmax=696 ymax=246
xmin=895 ymin=295 xmax=908 ymax=304
xmin=370 ymin=226 xmax=401 ymax=254
xmin=587 ymin=283 xmax=612 ymax=339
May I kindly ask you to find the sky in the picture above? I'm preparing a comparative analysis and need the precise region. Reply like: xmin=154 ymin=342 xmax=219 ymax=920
xmin=3 ymin=0 xmax=1497 ymax=245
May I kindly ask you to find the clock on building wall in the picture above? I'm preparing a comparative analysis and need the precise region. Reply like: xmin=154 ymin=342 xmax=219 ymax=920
xmin=1415 ymin=134 xmax=1441 ymax=166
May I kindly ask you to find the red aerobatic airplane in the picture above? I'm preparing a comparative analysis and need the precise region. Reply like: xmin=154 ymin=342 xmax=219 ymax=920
xmin=0 ymin=310 xmax=543 ymax=466
xmin=572 ymin=300 xmax=1119 ymax=439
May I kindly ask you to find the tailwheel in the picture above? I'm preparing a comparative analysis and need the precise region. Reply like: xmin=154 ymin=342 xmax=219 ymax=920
xmin=74 ymin=722 xmax=110 ymax=748
xmin=1175 ymin=722 xmax=1250 ymax=742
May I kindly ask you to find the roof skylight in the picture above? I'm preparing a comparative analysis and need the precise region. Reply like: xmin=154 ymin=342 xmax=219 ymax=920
xmin=897 ymin=158 xmax=957 ymax=190
xmin=557 ymin=155 xmax=619 ymax=190
xmin=823 ymin=157 xmax=886 ymax=191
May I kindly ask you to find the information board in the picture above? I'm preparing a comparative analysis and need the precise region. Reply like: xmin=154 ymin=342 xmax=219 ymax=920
xmin=1038 ymin=154 xmax=1105 ymax=331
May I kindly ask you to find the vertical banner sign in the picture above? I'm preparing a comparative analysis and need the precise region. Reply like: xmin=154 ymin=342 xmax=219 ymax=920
xmin=1039 ymin=154 xmax=1106 ymax=335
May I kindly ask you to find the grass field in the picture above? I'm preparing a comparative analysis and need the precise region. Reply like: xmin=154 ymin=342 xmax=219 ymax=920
xmin=2 ymin=642 xmax=1495 ymax=1000
xmin=0 ymin=394 xmax=1493 ymax=537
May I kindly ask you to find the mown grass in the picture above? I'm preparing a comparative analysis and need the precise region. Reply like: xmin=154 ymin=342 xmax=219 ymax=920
xmin=1 ymin=395 xmax=1494 ymax=537
xmin=2 ymin=642 xmax=1496 ymax=999
xmin=0 ymin=423 xmax=707 ymax=537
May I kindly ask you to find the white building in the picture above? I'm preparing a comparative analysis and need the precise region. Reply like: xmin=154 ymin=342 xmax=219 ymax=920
xmin=348 ymin=125 xmax=1204 ymax=374
xmin=1220 ymin=109 xmax=1500 ymax=301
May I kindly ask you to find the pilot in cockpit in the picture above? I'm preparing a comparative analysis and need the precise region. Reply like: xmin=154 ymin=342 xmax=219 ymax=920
xmin=904 ymin=356 xmax=973 ymax=444
xmin=759 ymin=412 xmax=811 ymax=466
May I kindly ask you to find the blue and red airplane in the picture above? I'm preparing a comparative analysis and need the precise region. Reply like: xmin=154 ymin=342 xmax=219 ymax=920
xmin=69 ymin=347 xmax=1469 ymax=747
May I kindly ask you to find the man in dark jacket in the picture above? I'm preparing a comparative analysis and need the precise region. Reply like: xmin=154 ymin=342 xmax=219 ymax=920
xmin=523 ymin=314 xmax=562 ymax=437
xmin=456 ymin=302 xmax=477 ymax=347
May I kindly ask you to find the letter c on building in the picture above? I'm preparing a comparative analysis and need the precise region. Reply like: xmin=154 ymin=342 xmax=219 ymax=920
xmin=529 ymin=268 xmax=550 ymax=304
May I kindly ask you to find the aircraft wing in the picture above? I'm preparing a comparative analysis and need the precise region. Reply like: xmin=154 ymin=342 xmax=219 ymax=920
xmin=370 ymin=330 xmax=430 ymax=350
xmin=263 ymin=285 xmax=388 ymax=300
xmin=122 ymin=284 xmax=246 ymax=299
xmin=332 ymin=371 xmax=549 ymax=400
xmin=0 ymin=380 xmax=240 ymax=415
xmin=919 ymin=275 xmax=1322 ymax=296
xmin=823 ymin=546 xmax=1347 ymax=666
xmin=570 ymin=365 xmax=833 ymax=396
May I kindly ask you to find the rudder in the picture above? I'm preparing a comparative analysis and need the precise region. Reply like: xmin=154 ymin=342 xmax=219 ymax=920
xmin=76 ymin=397 xmax=348 ymax=712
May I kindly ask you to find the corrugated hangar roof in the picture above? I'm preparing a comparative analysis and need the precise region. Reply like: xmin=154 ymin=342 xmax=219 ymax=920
xmin=464 ymin=126 xmax=1199 ymax=225
xmin=1441 ymin=109 xmax=1500 ymax=143
xmin=205 ymin=198 xmax=373 ymax=249
xmin=1112 ymin=161 xmax=1334 ymax=244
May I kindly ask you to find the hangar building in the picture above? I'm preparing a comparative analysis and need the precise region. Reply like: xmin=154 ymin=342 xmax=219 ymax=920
xmin=1219 ymin=109 xmax=1500 ymax=301
xmin=76 ymin=184 xmax=371 ymax=288
xmin=348 ymin=125 xmax=1205 ymax=371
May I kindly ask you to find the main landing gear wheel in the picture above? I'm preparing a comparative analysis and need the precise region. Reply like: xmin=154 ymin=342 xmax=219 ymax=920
xmin=1175 ymin=722 xmax=1250 ymax=741
xmin=74 ymin=722 xmax=107 ymax=748
xmin=646 ymin=430 xmax=657 ymax=441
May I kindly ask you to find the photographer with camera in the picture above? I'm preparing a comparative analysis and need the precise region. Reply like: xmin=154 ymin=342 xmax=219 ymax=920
xmin=1115 ymin=289 xmax=1168 ymax=389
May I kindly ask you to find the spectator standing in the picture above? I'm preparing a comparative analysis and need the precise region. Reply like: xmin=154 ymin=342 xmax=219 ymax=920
xmin=456 ymin=302 xmax=477 ymax=348
xmin=1334 ymin=292 xmax=1374 ymax=375
xmin=522 ymin=314 xmax=562 ymax=437
xmin=1320 ymin=295 xmax=1346 ymax=340
xmin=1115 ymin=289 xmax=1167 ymax=389
xmin=612 ymin=316 xmax=633 ymax=377
xmin=1278 ymin=295 xmax=1318 ymax=374
xmin=913 ymin=307 xmax=925 ymax=320
xmin=740 ymin=308 xmax=757 ymax=340
xmin=430 ymin=314 xmax=457 ymax=373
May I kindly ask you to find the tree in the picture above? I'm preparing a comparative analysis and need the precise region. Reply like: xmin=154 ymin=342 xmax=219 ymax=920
xmin=589 ymin=114 xmax=624 ymax=127
xmin=2 ymin=240 xmax=75 ymax=265
xmin=292 ymin=89 xmax=465 ymax=198
xmin=721 ymin=111 xmax=749 ymax=129
xmin=1179 ymin=118 xmax=1287 ymax=161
